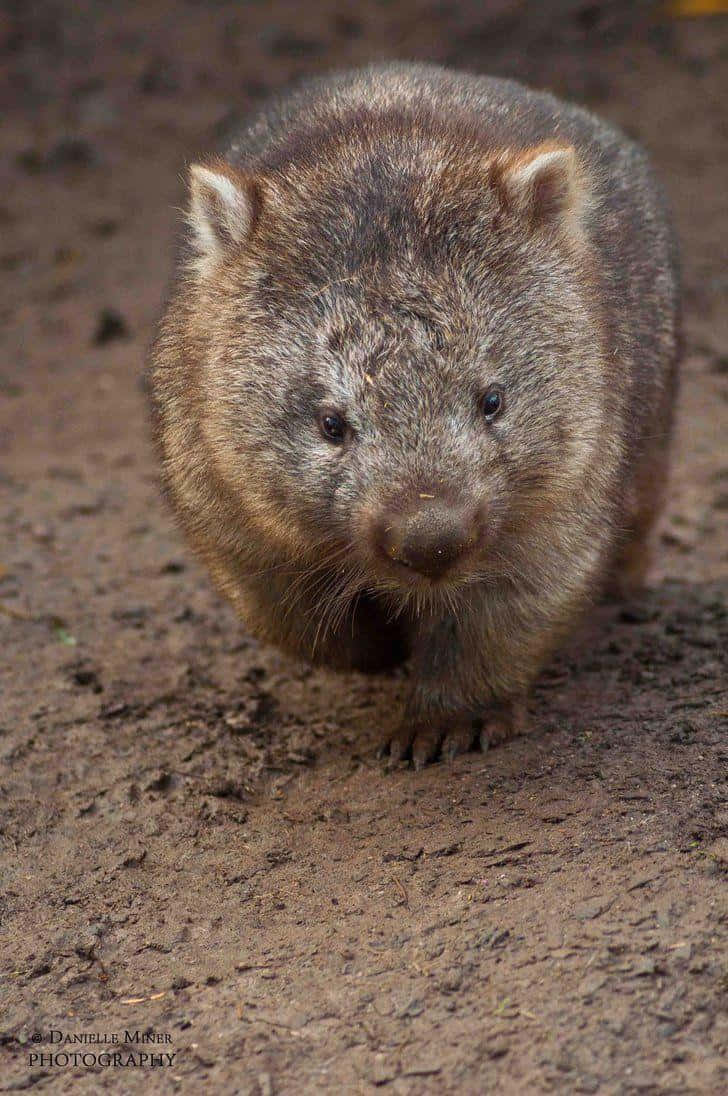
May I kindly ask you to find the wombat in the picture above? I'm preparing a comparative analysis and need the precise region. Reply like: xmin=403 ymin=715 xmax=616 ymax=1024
xmin=149 ymin=63 xmax=680 ymax=767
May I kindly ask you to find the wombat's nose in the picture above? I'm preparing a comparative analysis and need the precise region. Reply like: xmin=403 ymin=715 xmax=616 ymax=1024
xmin=378 ymin=503 xmax=477 ymax=579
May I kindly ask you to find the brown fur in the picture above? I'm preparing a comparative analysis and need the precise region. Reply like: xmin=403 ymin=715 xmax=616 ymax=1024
xmin=149 ymin=64 xmax=680 ymax=767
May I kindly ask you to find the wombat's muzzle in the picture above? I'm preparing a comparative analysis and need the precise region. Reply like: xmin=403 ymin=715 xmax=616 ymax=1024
xmin=375 ymin=501 xmax=479 ymax=581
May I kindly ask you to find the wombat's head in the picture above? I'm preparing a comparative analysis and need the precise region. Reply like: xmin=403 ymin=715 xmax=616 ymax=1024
xmin=180 ymin=128 xmax=607 ymax=606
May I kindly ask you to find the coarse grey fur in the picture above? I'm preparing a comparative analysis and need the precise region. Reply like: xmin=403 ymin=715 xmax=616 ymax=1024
xmin=149 ymin=63 xmax=680 ymax=766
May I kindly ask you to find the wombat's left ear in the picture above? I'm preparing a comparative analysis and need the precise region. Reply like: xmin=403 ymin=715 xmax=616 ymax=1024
xmin=187 ymin=161 xmax=260 ymax=269
xmin=496 ymin=144 xmax=585 ymax=230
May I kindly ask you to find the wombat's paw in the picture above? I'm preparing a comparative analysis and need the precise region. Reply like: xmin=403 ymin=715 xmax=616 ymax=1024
xmin=380 ymin=716 xmax=479 ymax=770
xmin=380 ymin=700 xmax=528 ymax=769
xmin=477 ymin=699 xmax=528 ymax=752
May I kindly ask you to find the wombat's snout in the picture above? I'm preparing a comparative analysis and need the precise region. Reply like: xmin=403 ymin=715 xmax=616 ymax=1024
xmin=375 ymin=500 xmax=480 ymax=580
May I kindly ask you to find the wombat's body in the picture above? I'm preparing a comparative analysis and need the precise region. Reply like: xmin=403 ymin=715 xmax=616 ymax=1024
xmin=149 ymin=64 xmax=680 ymax=766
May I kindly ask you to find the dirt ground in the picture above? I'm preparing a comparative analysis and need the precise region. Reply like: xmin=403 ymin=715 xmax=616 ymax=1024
xmin=1 ymin=2 xmax=727 ymax=1093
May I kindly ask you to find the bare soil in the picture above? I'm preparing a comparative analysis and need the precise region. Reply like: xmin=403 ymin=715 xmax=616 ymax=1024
xmin=1 ymin=2 xmax=726 ymax=1093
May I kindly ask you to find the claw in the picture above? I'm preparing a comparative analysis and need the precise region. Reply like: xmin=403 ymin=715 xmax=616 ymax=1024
xmin=381 ymin=726 xmax=412 ymax=766
xmin=441 ymin=720 xmax=478 ymax=762
xmin=411 ymin=729 xmax=440 ymax=770
xmin=479 ymin=699 xmax=528 ymax=751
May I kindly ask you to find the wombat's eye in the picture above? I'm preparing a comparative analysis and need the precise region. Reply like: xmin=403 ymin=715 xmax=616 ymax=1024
xmin=318 ymin=409 xmax=347 ymax=444
xmin=480 ymin=386 xmax=504 ymax=421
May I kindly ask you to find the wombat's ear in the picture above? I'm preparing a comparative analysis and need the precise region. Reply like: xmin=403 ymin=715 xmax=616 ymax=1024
xmin=187 ymin=161 xmax=259 ymax=269
xmin=496 ymin=144 xmax=584 ymax=230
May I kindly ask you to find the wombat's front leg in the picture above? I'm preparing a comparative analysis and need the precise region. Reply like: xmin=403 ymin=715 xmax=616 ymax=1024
xmin=216 ymin=564 xmax=408 ymax=673
xmin=383 ymin=608 xmax=531 ymax=768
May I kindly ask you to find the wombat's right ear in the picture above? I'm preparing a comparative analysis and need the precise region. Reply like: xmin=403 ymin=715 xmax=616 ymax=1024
xmin=494 ymin=144 xmax=586 ymax=234
xmin=187 ymin=162 xmax=259 ymax=271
